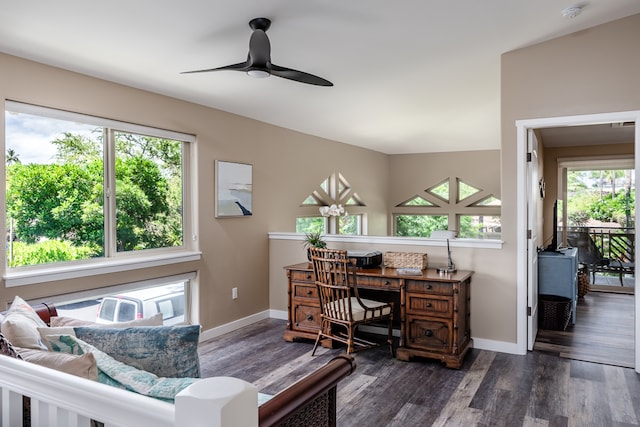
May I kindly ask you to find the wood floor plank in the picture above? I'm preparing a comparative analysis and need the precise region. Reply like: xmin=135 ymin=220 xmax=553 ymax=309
xmin=567 ymin=375 xmax=613 ymax=426
xmin=430 ymin=350 xmax=495 ymax=426
xmin=522 ymin=415 xmax=549 ymax=426
xmin=604 ymin=365 xmax=639 ymax=425
xmin=534 ymin=291 xmax=635 ymax=368
xmin=624 ymin=369 xmax=640 ymax=425
xmin=337 ymin=373 xmax=377 ymax=406
xmin=527 ymin=353 xmax=571 ymax=422
xmin=196 ymin=314 xmax=640 ymax=426
xmin=387 ymin=402 xmax=433 ymax=426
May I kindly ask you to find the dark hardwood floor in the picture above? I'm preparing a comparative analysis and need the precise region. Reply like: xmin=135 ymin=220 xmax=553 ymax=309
xmin=535 ymin=291 xmax=635 ymax=368
xmin=198 ymin=314 xmax=640 ymax=426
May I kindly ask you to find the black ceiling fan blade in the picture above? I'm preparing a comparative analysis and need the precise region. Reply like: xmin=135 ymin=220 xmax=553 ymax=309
xmin=181 ymin=60 xmax=250 ymax=74
xmin=182 ymin=17 xmax=332 ymax=87
xmin=270 ymin=64 xmax=333 ymax=86
xmin=248 ymin=29 xmax=271 ymax=66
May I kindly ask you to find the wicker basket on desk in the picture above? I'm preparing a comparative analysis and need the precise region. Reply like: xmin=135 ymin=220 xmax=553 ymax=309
xmin=383 ymin=252 xmax=428 ymax=269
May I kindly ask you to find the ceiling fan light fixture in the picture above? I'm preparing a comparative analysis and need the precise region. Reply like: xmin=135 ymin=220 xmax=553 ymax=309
xmin=247 ymin=69 xmax=271 ymax=79
xmin=561 ymin=6 xmax=582 ymax=19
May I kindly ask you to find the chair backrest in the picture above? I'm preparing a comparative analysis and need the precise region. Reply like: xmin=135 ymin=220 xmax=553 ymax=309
xmin=566 ymin=230 xmax=605 ymax=264
xmin=309 ymin=247 xmax=356 ymax=323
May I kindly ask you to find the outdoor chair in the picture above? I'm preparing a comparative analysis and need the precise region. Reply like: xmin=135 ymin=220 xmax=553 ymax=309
xmin=567 ymin=230 xmax=634 ymax=286
xmin=309 ymin=247 xmax=394 ymax=356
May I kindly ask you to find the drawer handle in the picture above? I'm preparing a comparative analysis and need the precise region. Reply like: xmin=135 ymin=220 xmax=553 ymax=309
xmin=306 ymin=274 xmax=312 ymax=280
xmin=424 ymin=329 xmax=433 ymax=337
xmin=426 ymin=303 xmax=432 ymax=308
xmin=384 ymin=280 xmax=390 ymax=286
xmin=426 ymin=284 xmax=432 ymax=289
xmin=306 ymin=314 xmax=314 ymax=321
xmin=307 ymin=290 xmax=313 ymax=296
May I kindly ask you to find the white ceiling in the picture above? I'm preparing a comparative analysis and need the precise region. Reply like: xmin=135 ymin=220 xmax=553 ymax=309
xmin=1 ymin=1 xmax=639 ymax=154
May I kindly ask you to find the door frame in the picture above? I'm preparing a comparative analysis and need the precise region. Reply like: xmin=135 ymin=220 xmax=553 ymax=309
xmin=515 ymin=110 xmax=640 ymax=372
xmin=526 ymin=129 xmax=540 ymax=351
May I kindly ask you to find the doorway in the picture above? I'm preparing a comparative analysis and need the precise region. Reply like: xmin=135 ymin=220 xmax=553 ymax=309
xmin=537 ymin=158 xmax=635 ymax=367
xmin=515 ymin=110 xmax=640 ymax=373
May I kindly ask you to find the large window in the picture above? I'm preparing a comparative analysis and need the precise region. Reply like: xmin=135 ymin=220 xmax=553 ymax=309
xmin=5 ymin=102 xmax=193 ymax=270
xmin=49 ymin=274 xmax=193 ymax=325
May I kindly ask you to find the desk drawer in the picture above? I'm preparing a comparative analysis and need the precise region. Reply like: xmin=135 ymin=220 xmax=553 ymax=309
xmin=405 ymin=280 xmax=453 ymax=296
xmin=406 ymin=315 xmax=451 ymax=352
xmin=293 ymin=283 xmax=318 ymax=299
xmin=357 ymin=276 xmax=401 ymax=289
xmin=290 ymin=270 xmax=315 ymax=284
xmin=406 ymin=293 xmax=452 ymax=318
xmin=293 ymin=304 xmax=321 ymax=332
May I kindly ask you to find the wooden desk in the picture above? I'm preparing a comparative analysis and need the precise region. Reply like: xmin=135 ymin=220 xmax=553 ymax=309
xmin=283 ymin=263 xmax=473 ymax=369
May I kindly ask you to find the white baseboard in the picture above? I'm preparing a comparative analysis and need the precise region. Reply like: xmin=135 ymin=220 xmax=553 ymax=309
xmin=472 ymin=337 xmax=524 ymax=355
xmin=269 ymin=309 xmax=288 ymax=320
xmin=199 ymin=310 xmax=524 ymax=357
xmin=199 ymin=310 xmax=271 ymax=342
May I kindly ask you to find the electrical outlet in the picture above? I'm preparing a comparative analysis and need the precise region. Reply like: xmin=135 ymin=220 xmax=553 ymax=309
xmin=232 ymin=287 xmax=238 ymax=299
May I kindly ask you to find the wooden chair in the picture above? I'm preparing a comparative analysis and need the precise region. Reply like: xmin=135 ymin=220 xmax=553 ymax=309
xmin=309 ymin=247 xmax=394 ymax=356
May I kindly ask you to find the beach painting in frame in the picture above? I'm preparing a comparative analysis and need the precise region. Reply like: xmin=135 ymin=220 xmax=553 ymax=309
xmin=215 ymin=160 xmax=253 ymax=217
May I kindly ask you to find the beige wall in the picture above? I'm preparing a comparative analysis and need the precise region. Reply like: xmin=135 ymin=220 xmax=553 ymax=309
xmin=388 ymin=150 xmax=501 ymax=234
xmin=0 ymin=53 xmax=389 ymax=330
xmin=501 ymin=13 xmax=640 ymax=344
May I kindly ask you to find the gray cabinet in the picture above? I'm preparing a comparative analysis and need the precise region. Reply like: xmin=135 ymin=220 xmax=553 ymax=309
xmin=538 ymin=247 xmax=578 ymax=323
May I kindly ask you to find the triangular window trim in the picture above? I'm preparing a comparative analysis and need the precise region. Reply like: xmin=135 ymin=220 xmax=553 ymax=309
xmin=426 ymin=179 xmax=450 ymax=203
xmin=396 ymin=195 xmax=438 ymax=207
xmin=469 ymin=195 xmax=502 ymax=207
xmin=457 ymin=178 xmax=482 ymax=203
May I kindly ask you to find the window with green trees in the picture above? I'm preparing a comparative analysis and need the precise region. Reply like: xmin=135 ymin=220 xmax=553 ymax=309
xmin=566 ymin=168 xmax=635 ymax=228
xmin=296 ymin=217 xmax=326 ymax=234
xmin=395 ymin=215 xmax=448 ymax=237
xmin=394 ymin=177 xmax=501 ymax=239
xmin=5 ymin=102 xmax=190 ymax=268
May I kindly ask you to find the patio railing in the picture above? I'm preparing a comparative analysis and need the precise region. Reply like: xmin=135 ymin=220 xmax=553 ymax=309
xmin=562 ymin=226 xmax=635 ymax=265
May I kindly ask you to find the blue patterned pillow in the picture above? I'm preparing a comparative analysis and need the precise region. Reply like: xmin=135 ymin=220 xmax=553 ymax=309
xmin=73 ymin=325 xmax=200 ymax=378
xmin=46 ymin=334 xmax=198 ymax=402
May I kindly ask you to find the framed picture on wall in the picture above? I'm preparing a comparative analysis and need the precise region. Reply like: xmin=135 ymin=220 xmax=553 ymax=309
xmin=215 ymin=160 xmax=253 ymax=217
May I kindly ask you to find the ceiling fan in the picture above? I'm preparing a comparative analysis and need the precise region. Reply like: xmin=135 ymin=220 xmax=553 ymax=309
xmin=182 ymin=17 xmax=333 ymax=87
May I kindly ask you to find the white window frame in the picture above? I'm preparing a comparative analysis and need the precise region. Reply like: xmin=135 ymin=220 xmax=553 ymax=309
xmin=33 ymin=272 xmax=196 ymax=325
xmin=3 ymin=101 xmax=201 ymax=286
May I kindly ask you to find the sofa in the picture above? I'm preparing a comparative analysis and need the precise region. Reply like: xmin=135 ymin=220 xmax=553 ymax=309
xmin=0 ymin=297 xmax=356 ymax=426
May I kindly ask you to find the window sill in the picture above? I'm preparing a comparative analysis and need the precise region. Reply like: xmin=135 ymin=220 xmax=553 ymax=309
xmin=3 ymin=251 xmax=202 ymax=287
xmin=268 ymin=232 xmax=503 ymax=249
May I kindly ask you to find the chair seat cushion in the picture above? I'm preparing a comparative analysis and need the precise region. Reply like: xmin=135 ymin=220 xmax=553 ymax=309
xmin=609 ymin=260 xmax=634 ymax=269
xmin=326 ymin=297 xmax=392 ymax=322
